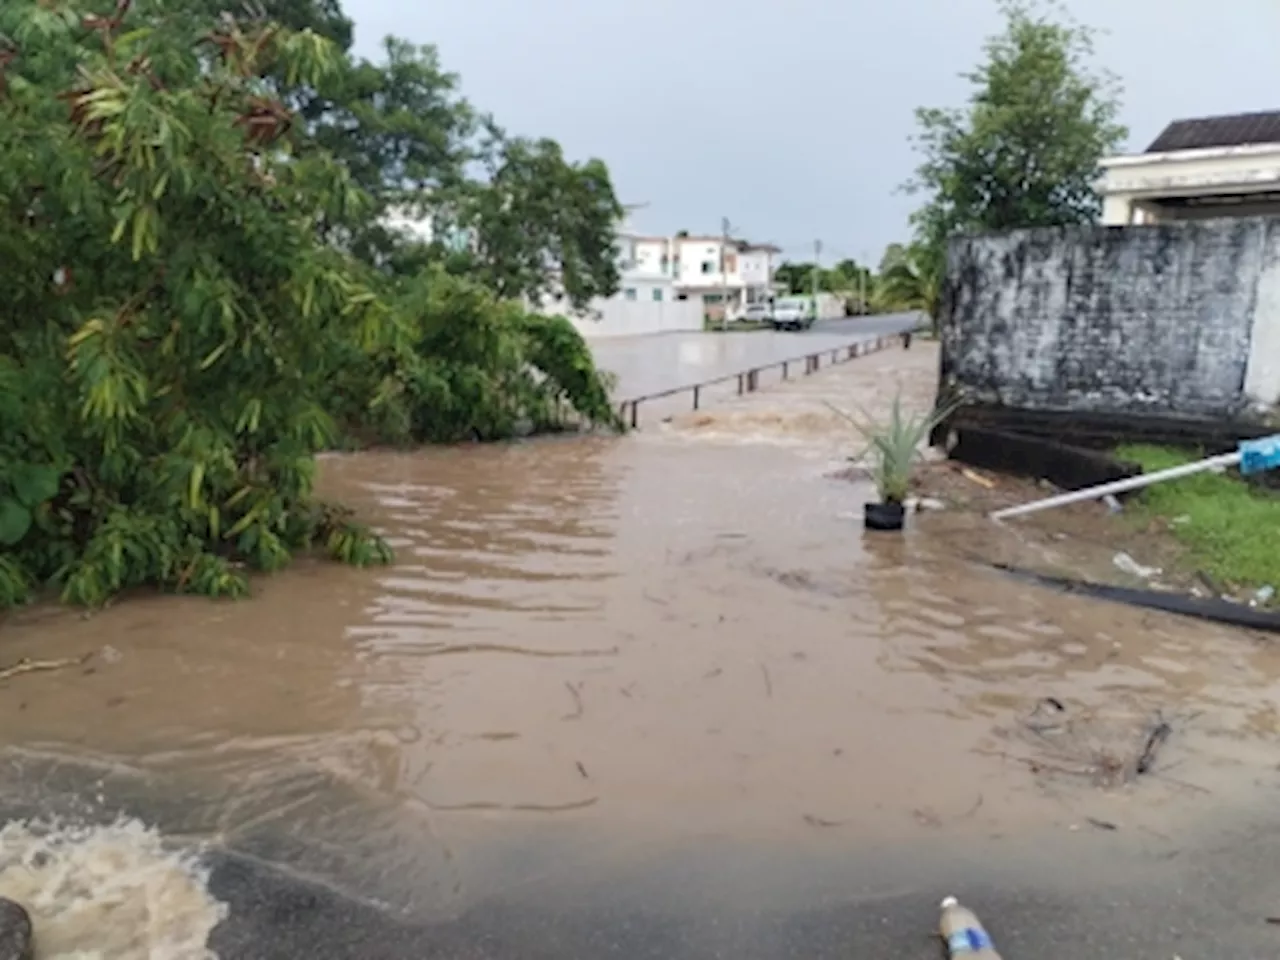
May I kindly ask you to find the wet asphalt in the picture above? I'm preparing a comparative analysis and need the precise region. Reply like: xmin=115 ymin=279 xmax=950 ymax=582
xmin=200 ymin=808 xmax=1280 ymax=960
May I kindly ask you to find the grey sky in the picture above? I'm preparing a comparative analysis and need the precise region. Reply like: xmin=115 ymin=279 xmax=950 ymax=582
xmin=351 ymin=0 xmax=1279 ymax=266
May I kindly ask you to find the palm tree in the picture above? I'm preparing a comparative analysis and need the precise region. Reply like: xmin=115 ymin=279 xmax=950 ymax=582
xmin=873 ymin=242 xmax=942 ymax=332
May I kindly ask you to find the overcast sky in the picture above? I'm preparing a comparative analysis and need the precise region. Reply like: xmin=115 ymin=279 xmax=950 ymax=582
xmin=350 ymin=0 xmax=1279 ymax=265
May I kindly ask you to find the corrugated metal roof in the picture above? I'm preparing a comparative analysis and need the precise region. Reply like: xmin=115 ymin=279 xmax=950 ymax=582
xmin=1146 ymin=110 xmax=1280 ymax=153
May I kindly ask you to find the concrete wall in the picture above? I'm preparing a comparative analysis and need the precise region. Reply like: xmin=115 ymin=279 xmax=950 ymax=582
xmin=943 ymin=218 xmax=1280 ymax=418
xmin=568 ymin=297 xmax=705 ymax=338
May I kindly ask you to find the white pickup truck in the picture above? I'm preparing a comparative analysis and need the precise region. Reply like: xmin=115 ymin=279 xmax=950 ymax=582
xmin=770 ymin=298 xmax=814 ymax=331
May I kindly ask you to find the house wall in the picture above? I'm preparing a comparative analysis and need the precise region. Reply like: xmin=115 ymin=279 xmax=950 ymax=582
xmin=1099 ymin=143 xmax=1280 ymax=225
xmin=738 ymin=249 xmax=773 ymax=287
xmin=673 ymin=238 xmax=735 ymax=288
xmin=629 ymin=237 xmax=672 ymax=278
xmin=942 ymin=218 xmax=1280 ymax=419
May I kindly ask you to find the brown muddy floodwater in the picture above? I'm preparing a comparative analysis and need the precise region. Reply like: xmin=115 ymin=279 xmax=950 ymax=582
xmin=2 ymin=343 xmax=1280 ymax=957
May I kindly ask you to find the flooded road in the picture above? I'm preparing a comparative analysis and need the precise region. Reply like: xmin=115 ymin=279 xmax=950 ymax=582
xmin=3 ymin=340 xmax=1280 ymax=957
xmin=592 ymin=313 xmax=918 ymax=397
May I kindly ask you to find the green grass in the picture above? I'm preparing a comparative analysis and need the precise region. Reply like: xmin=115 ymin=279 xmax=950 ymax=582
xmin=1117 ymin=444 xmax=1280 ymax=590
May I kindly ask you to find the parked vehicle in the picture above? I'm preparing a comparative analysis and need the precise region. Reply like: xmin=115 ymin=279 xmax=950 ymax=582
xmin=739 ymin=303 xmax=773 ymax=324
xmin=770 ymin=298 xmax=813 ymax=331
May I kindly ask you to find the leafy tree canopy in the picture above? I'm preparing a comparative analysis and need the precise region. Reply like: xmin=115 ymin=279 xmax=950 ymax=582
xmin=0 ymin=0 xmax=621 ymax=612
xmin=908 ymin=0 xmax=1127 ymax=254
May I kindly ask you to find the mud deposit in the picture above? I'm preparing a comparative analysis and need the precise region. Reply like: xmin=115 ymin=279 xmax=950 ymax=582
xmin=2 ymin=338 xmax=1280 ymax=958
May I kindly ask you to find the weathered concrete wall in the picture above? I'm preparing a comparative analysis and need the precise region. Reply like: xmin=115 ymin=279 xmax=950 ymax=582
xmin=942 ymin=218 xmax=1280 ymax=418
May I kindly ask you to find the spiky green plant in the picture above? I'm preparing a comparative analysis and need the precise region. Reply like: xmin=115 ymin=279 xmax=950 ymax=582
xmin=826 ymin=395 xmax=958 ymax=503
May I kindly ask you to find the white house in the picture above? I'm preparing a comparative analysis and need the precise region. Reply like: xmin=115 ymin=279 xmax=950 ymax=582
xmin=1099 ymin=110 xmax=1280 ymax=225
xmin=666 ymin=234 xmax=781 ymax=319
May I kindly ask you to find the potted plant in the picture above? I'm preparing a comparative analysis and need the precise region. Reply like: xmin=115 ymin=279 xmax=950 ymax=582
xmin=826 ymin=395 xmax=957 ymax=531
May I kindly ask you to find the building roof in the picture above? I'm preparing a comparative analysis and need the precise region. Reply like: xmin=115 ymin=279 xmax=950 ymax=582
xmin=1146 ymin=110 xmax=1280 ymax=153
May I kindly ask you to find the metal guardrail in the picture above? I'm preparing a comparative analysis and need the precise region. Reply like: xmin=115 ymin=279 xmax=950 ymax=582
xmin=616 ymin=331 xmax=913 ymax=429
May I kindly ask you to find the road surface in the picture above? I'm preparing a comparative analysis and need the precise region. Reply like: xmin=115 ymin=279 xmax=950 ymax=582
xmin=589 ymin=312 xmax=922 ymax=401
xmin=203 ymin=807 xmax=1280 ymax=959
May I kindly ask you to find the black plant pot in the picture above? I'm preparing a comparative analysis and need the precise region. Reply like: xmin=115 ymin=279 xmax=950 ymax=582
xmin=864 ymin=500 xmax=906 ymax=531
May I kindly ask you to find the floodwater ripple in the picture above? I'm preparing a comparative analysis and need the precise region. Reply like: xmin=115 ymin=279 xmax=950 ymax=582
xmin=2 ymin=342 xmax=1280 ymax=949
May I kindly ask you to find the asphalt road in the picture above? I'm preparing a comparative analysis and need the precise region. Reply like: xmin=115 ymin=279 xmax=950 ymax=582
xmin=588 ymin=311 xmax=922 ymax=402
xmin=202 ymin=808 xmax=1280 ymax=960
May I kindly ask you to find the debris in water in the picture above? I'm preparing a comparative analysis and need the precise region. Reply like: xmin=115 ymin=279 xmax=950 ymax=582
xmin=802 ymin=814 xmax=846 ymax=828
xmin=939 ymin=895 xmax=1002 ymax=958
xmin=1113 ymin=552 xmax=1161 ymax=580
xmin=0 ymin=897 xmax=31 ymax=960
xmin=1252 ymin=585 xmax=1275 ymax=607
xmin=0 ymin=652 xmax=93 ymax=684
xmin=1134 ymin=719 xmax=1172 ymax=776
xmin=1085 ymin=817 xmax=1118 ymax=831
xmin=561 ymin=681 xmax=585 ymax=720
xmin=759 ymin=662 xmax=773 ymax=698
xmin=960 ymin=468 xmax=995 ymax=489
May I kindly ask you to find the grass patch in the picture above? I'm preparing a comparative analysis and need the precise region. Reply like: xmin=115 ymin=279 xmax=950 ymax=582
xmin=1116 ymin=444 xmax=1280 ymax=590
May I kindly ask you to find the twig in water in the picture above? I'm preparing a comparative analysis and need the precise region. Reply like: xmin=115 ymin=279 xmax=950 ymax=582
xmin=803 ymin=814 xmax=846 ymax=828
xmin=960 ymin=468 xmax=995 ymax=489
xmin=0 ymin=652 xmax=92 ymax=682
xmin=1134 ymin=719 xmax=1173 ymax=776
xmin=575 ymin=761 xmax=589 ymax=779
xmin=957 ymin=793 xmax=984 ymax=820
xmin=759 ymin=663 xmax=773 ymax=698
xmin=1085 ymin=817 xmax=1118 ymax=831
xmin=561 ymin=681 xmax=584 ymax=720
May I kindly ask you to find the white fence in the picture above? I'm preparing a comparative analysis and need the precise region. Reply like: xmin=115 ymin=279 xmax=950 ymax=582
xmin=569 ymin=298 xmax=705 ymax=339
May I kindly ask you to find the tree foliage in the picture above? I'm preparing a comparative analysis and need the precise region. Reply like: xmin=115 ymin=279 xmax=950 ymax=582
xmin=908 ymin=0 xmax=1127 ymax=250
xmin=466 ymin=137 xmax=623 ymax=310
xmin=0 ymin=0 xmax=621 ymax=611
xmin=873 ymin=243 xmax=941 ymax=327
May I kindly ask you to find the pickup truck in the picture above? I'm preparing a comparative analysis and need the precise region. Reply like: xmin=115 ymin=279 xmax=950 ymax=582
xmin=770 ymin=300 xmax=814 ymax=331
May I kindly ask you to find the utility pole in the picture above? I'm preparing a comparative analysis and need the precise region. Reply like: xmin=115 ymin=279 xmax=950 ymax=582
xmin=719 ymin=216 xmax=732 ymax=330
xmin=811 ymin=239 xmax=822 ymax=323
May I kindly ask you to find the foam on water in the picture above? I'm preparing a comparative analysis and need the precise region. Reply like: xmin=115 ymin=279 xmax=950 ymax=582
xmin=0 ymin=819 xmax=226 ymax=959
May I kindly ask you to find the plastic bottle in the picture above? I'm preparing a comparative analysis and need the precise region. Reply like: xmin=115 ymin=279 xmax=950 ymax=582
xmin=939 ymin=895 xmax=1002 ymax=958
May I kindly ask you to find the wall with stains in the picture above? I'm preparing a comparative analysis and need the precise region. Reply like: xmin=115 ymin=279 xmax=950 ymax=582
xmin=942 ymin=218 xmax=1280 ymax=418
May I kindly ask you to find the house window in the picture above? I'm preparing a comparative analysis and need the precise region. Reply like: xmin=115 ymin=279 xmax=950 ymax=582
xmin=701 ymin=261 xmax=715 ymax=274
xmin=652 ymin=288 xmax=663 ymax=301
xmin=624 ymin=288 xmax=637 ymax=300
xmin=660 ymin=255 xmax=669 ymax=274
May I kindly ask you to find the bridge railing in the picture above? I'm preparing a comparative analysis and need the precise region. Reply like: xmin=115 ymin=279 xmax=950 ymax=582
xmin=616 ymin=331 xmax=913 ymax=429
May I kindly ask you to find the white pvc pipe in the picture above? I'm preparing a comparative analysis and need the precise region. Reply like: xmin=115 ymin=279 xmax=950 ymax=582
xmin=990 ymin=451 xmax=1241 ymax=522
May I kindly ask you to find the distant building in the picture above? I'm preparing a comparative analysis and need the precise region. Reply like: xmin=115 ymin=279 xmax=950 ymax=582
xmin=608 ymin=230 xmax=781 ymax=320
xmin=1098 ymin=110 xmax=1280 ymax=225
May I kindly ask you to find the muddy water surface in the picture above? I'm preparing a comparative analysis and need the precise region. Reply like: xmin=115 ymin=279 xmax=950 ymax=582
xmin=2 ymin=342 xmax=1280 ymax=956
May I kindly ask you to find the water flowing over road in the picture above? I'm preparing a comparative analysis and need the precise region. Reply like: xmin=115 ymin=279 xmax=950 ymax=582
xmin=2 ymin=335 xmax=1280 ymax=959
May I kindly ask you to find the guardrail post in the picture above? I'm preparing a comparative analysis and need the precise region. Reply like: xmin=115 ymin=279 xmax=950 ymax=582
xmin=747 ymin=369 xmax=758 ymax=391
xmin=902 ymin=331 xmax=913 ymax=349
xmin=737 ymin=373 xmax=744 ymax=395
xmin=629 ymin=400 xmax=639 ymax=429
xmin=782 ymin=360 xmax=789 ymax=380
xmin=693 ymin=385 xmax=700 ymax=410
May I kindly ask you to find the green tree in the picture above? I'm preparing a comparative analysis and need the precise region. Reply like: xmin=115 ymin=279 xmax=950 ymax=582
xmin=304 ymin=37 xmax=481 ymax=267
xmin=0 ymin=0 xmax=394 ymax=609
xmin=909 ymin=0 xmax=1126 ymax=247
xmin=874 ymin=242 xmax=942 ymax=327
xmin=465 ymin=136 xmax=623 ymax=310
